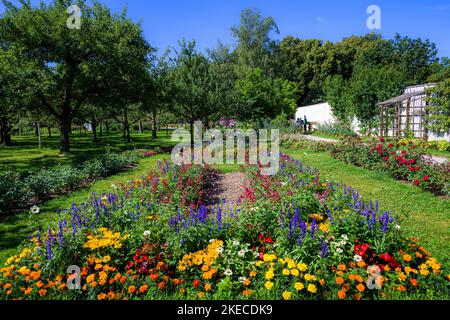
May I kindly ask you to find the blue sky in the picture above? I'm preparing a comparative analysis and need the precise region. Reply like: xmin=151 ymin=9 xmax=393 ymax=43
xmin=2 ymin=0 xmax=450 ymax=57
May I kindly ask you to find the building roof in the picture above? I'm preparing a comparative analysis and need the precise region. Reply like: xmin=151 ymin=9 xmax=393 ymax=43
xmin=378 ymin=91 xmax=423 ymax=106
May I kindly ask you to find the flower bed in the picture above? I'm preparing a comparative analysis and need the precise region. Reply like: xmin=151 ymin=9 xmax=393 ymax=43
xmin=0 ymin=157 xmax=448 ymax=300
xmin=0 ymin=150 xmax=159 ymax=215
xmin=326 ymin=138 xmax=449 ymax=196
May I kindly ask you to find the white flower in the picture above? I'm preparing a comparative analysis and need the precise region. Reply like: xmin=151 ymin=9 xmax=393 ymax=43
xmin=224 ymin=269 xmax=233 ymax=276
xmin=238 ymin=250 xmax=246 ymax=257
xmin=238 ymin=277 xmax=246 ymax=283
xmin=395 ymin=225 xmax=401 ymax=230
xmin=111 ymin=184 xmax=117 ymax=189
xmin=30 ymin=205 xmax=40 ymax=214
xmin=336 ymin=248 xmax=343 ymax=254
xmin=209 ymin=239 xmax=217 ymax=243
xmin=217 ymin=247 xmax=224 ymax=254
xmin=143 ymin=230 xmax=151 ymax=237
xmin=341 ymin=234 xmax=349 ymax=241
xmin=353 ymin=254 xmax=363 ymax=262
xmin=233 ymin=240 xmax=240 ymax=246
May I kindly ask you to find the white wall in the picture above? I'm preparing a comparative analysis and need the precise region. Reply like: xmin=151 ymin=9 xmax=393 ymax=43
xmin=295 ymin=102 xmax=334 ymax=124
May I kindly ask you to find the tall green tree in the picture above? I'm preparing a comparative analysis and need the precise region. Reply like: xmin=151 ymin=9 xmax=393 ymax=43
xmin=0 ymin=0 xmax=152 ymax=153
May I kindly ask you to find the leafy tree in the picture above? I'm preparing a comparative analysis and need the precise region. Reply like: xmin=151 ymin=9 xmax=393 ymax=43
xmin=231 ymin=8 xmax=279 ymax=74
xmin=0 ymin=0 xmax=152 ymax=153
xmin=426 ymin=63 xmax=450 ymax=135
xmin=170 ymin=39 xmax=211 ymax=145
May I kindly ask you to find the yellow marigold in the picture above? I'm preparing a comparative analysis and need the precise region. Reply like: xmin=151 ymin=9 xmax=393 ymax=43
xmin=291 ymin=269 xmax=300 ymax=277
xmin=249 ymin=271 xmax=257 ymax=278
xmin=99 ymin=271 xmax=108 ymax=280
xmin=86 ymin=274 xmax=96 ymax=284
xmin=420 ymin=269 xmax=429 ymax=276
xmin=287 ymin=261 xmax=296 ymax=269
xmin=319 ymin=223 xmax=329 ymax=233
xmin=97 ymin=293 xmax=106 ymax=300
xmin=294 ymin=282 xmax=304 ymax=291
xmin=282 ymin=269 xmax=290 ymax=276
xmin=94 ymin=264 xmax=103 ymax=271
xmin=205 ymin=283 xmax=212 ymax=292
xmin=198 ymin=292 xmax=205 ymax=299
xmin=265 ymin=281 xmax=274 ymax=290
xmin=282 ymin=291 xmax=292 ymax=300
xmin=263 ymin=254 xmax=277 ymax=262
xmin=307 ymin=284 xmax=317 ymax=294
xmin=255 ymin=261 xmax=264 ymax=267
xmin=356 ymin=284 xmax=365 ymax=292
xmin=265 ymin=269 xmax=274 ymax=280
xmin=304 ymin=274 xmax=317 ymax=282
xmin=297 ymin=263 xmax=308 ymax=272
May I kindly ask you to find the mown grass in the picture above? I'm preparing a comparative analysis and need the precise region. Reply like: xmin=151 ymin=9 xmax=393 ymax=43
xmin=0 ymin=130 xmax=175 ymax=171
xmin=284 ymin=147 xmax=450 ymax=265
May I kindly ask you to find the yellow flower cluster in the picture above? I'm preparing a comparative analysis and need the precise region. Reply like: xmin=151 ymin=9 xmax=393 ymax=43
xmin=5 ymin=248 xmax=33 ymax=266
xmin=178 ymin=240 xmax=223 ymax=272
xmin=83 ymin=228 xmax=129 ymax=251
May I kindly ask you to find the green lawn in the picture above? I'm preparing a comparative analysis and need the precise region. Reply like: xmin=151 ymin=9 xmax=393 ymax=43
xmin=0 ymin=130 xmax=175 ymax=171
xmin=284 ymin=147 xmax=450 ymax=264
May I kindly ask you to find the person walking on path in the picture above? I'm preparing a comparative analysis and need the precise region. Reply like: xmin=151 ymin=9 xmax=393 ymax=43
xmin=303 ymin=115 xmax=308 ymax=134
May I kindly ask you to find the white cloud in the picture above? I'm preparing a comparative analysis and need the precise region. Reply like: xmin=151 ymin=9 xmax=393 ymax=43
xmin=316 ymin=17 xmax=325 ymax=23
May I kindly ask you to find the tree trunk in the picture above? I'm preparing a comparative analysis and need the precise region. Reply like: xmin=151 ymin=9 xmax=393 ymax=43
xmin=138 ymin=121 xmax=144 ymax=134
xmin=123 ymin=109 xmax=131 ymax=143
xmin=99 ymin=122 xmax=103 ymax=136
xmin=47 ymin=126 xmax=52 ymax=138
xmin=92 ymin=121 xmax=98 ymax=143
xmin=190 ymin=121 xmax=194 ymax=149
xmin=60 ymin=117 xmax=71 ymax=154
xmin=105 ymin=121 xmax=110 ymax=134
xmin=0 ymin=118 xmax=12 ymax=146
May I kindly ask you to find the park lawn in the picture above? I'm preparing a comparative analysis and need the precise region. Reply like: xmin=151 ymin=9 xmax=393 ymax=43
xmin=0 ymin=130 xmax=175 ymax=171
xmin=284 ymin=147 xmax=450 ymax=264
xmin=0 ymin=154 xmax=169 ymax=264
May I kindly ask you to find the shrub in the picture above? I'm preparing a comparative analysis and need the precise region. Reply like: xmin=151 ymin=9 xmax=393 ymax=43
xmin=0 ymin=171 xmax=31 ymax=213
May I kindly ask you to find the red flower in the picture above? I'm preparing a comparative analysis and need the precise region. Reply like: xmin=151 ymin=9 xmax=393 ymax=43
xmin=354 ymin=243 xmax=371 ymax=258
xmin=423 ymin=176 xmax=429 ymax=181
xmin=259 ymin=252 xmax=264 ymax=260
xmin=414 ymin=180 xmax=420 ymax=186
xmin=401 ymin=150 xmax=407 ymax=156
xmin=379 ymin=253 xmax=393 ymax=262
xmin=265 ymin=237 xmax=273 ymax=244
xmin=193 ymin=280 xmax=201 ymax=288
xmin=380 ymin=137 xmax=385 ymax=143
xmin=388 ymin=144 xmax=394 ymax=148
xmin=383 ymin=156 xmax=389 ymax=162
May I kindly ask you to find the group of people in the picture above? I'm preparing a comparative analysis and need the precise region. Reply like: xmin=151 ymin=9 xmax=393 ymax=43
xmin=296 ymin=116 xmax=309 ymax=134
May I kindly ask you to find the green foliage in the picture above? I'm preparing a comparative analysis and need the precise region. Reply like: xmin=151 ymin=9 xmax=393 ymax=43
xmin=426 ymin=79 xmax=450 ymax=135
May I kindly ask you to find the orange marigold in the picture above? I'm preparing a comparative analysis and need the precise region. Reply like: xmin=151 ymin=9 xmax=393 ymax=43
xmin=243 ymin=290 xmax=251 ymax=297
xmin=338 ymin=264 xmax=346 ymax=272
xmin=335 ymin=277 xmax=345 ymax=285
xmin=356 ymin=284 xmax=365 ymax=292
xmin=157 ymin=282 xmax=166 ymax=290
xmin=403 ymin=254 xmax=412 ymax=262
xmin=139 ymin=285 xmax=149 ymax=294
xmin=410 ymin=279 xmax=418 ymax=287
xmin=338 ymin=289 xmax=346 ymax=299
xmin=128 ymin=285 xmax=136 ymax=294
